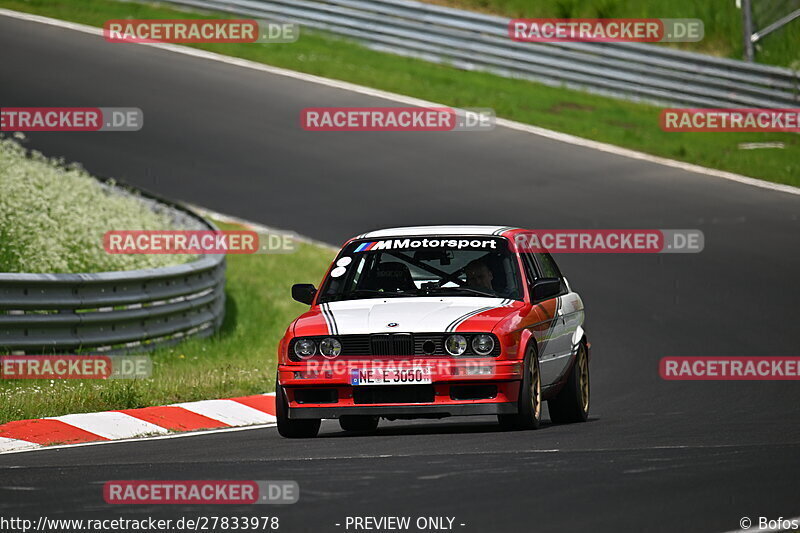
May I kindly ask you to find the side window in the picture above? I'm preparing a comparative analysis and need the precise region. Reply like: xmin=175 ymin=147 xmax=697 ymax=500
xmin=535 ymin=253 xmax=561 ymax=279
xmin=534 ymin=253 xmax=568 ymax=294
xmin=520 ymin=253 xmax=538 ymax=292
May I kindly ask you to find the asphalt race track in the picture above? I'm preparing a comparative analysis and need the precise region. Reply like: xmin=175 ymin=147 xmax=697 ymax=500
xmin=1 ymin=14 xmax=799 ymax=533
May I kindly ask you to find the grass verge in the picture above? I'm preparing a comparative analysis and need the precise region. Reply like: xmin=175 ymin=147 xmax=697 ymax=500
xmin=0 ymin=219 xmax=335 ymax=424
xmin=0 ymin=0 xmax=797 ymax=188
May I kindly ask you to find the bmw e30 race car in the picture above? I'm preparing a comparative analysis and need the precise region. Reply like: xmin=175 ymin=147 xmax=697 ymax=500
xmin=275 ymin=226 xmax=590 ymax=438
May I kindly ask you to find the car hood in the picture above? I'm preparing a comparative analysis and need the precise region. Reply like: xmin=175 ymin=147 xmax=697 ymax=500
xmin=294 ymin=296 xmax=522 ymax=336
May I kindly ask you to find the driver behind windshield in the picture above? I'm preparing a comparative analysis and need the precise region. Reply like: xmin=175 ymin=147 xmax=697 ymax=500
xmin=464 ymin=258 xmax=494 ymax=292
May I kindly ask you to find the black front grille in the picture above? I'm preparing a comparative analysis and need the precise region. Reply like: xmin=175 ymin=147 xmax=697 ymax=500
xmin=340 ymin=336 xmax=371 ymax=355
xmin=353 ymin=385 xmax=435 ymax=404
xmin=294 ymin=389 xmax=338 ymax=404
xmin=450 ymin=385 xmax=497 ymax=401
xmin=370 ymin=334 xmax=414 ymax=356
xmin=414 ymin=334 xmax=445 ymax=355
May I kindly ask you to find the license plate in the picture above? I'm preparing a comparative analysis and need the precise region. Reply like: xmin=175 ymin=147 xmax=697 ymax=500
xmin=350 ymin=367 xmax=432 ymax=386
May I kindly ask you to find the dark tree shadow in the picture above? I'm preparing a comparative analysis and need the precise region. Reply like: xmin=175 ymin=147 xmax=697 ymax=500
xmin=320 ymin=416 xmax=599 ymax=439
xmin=216 ymin=289 xmax=239 ymax=339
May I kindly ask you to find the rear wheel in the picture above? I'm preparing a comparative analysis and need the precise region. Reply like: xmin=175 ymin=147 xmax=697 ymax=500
xmin=498 ymin=346 xmax=541 ymax=430
xmin=339 ymin=415 xmax=379 ymax=432
xmin=275 ymin=376 xmax=321 ymax=438
xmin=548 ymin=342 xmax=589 ymax=424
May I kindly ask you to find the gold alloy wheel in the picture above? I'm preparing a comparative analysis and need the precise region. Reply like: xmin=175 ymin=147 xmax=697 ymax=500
xmin=530 ymin=356 xmax=541 ymax=420
xmin=578 ymin=345 xmax=590 ymax=413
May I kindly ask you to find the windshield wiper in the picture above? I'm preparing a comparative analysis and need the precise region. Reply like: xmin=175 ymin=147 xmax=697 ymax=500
xmin=425 ymin=286 xmax=498 ymax=298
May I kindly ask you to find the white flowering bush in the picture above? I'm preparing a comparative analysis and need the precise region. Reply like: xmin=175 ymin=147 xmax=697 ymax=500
xmin=0 ymin=135 xmax=193 ymax=273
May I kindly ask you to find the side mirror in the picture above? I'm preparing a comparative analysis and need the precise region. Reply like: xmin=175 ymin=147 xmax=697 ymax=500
xmin=292 ymin=284 xmax=317 ymax=305
xmin=531 ymin=278 xmax=561 ymax=302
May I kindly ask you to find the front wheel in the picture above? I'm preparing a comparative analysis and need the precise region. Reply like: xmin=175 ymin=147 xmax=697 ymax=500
xmin=498 ymin=346 xmax=541 ymax=430
xmin=275 ymin=376 xmax=321 ymax=438
xmin=548 ymin=342 xmax=589 ymax=424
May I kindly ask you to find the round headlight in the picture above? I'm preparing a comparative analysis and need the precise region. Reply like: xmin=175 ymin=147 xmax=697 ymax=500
xmin=319 ymin=337 xmax=342 ymax=359
xmin=472 ymin=334 xmax=495 ymax=356
xmin=444 ymin=334 xmax=467 ymax=356
xmin=293 ymin=338 xmax=316 ymax=359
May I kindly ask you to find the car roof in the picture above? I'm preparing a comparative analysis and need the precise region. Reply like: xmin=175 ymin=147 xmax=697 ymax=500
xmin=355 ymin=225 xmax=520 ymax=239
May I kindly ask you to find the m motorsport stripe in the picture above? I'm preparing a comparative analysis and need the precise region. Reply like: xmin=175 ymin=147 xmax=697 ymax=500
xmin=354 ymin=241 xmax=377 ymax=252
xmin=320 ymin=302 xmax=339 ymax=335
xmin=445 ymin=306 xmax=496 ymax=332
xmin=445 ymin=299 xmax=516 ymax=332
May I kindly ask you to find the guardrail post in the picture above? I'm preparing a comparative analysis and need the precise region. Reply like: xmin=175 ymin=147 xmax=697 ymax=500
xmin=741 ymin=0 xmax=755 ymax=62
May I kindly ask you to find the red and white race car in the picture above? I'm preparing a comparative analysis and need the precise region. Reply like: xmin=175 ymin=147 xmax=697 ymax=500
xmin=275 ymin=225 xmax=590 ymax=438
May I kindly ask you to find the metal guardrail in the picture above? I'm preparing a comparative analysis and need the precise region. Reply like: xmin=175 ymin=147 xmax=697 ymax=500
xmin=0 ymin=184 xmax=226 ymax=355
xmin=160 ymin=0 xmax=799 ymax=108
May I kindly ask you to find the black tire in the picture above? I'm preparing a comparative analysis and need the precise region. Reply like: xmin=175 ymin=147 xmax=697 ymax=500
xmin=548 ymin=342 xmax=589 ymax=424
xmin=339 ymin=415 xmax=379 ymax=432
xmin=275 ymin=377 xmax=321 ymax=438
xmin=498 ymin=345 xmax=541 ymax=431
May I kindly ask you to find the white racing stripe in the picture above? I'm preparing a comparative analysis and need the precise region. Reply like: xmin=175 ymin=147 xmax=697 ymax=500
xmin=0 ymin=8 xmax=796 ymax=197
xmin=172 ymin=399 xmax=277 ymax=426
xmin=47 ymin=412 xmax=169 ymax=440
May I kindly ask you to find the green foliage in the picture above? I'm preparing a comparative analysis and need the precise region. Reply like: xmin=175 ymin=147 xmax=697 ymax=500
xmin=0 ymin=135 xmax=193 ymax=273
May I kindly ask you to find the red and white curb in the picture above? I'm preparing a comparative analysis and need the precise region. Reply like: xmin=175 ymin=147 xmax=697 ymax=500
xmin=0 ymin=393 xmax=276 ymax=454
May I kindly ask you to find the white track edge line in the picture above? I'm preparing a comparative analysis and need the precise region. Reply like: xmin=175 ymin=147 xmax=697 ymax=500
xmin=0 ymin=8 xmax=797 ymax=197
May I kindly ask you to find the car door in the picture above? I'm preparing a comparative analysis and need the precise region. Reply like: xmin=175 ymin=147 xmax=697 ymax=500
xmin=519 ymin=253 xmax=564 ymax=387
xmin=533 ymin=252 xmax=582 ymax=385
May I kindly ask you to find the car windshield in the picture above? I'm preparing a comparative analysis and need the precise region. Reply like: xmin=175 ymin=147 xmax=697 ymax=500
xmin=318 ymin=236 xmax=523 ymax=303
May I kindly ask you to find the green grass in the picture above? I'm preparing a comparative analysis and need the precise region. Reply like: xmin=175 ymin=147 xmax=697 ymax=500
xmin=429 ymin=0 xmax=800 ymax=68
xmin=1 ymin=0 xmax=797 ymax=188
xmin=0 ymin=220 xmax=335 ymax=424
xmin=0 ymin=135 xmax=195 ymax=272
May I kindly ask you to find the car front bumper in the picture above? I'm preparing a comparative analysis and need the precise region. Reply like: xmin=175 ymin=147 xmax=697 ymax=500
xmin=278 ymin=358 xmax=523 ymax=420
xmin=288 ymin=402 xmax=517 ymax=419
